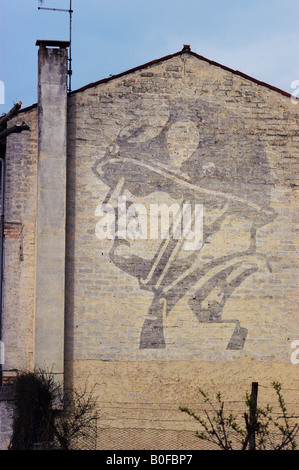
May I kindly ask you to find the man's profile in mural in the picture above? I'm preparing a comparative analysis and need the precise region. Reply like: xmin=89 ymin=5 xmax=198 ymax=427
xmin=93 ymin=98 xmax=277 ymax=351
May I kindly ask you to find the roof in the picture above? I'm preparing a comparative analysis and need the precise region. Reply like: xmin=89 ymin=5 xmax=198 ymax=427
xmin=19 ymin=44 xmax=292 ymax=114
xmin=71 ymin=44 xmax=292 ymax=99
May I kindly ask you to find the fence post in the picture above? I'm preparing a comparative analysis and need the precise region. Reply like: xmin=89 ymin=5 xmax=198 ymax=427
xmin=249 ymin=382 xmax=259 ymax=450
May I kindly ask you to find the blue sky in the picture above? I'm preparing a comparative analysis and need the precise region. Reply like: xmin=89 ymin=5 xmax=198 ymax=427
xmin=0 ymin=0 xmax=299 ymax=114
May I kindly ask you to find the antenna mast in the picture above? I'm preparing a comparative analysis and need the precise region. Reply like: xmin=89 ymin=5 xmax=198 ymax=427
xmin=38 ymin=0 xmax=73 ymax=92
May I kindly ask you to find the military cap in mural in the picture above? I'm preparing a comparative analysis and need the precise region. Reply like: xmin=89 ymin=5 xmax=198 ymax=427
xmin=93 ymin=98 xmax=277 ymax=351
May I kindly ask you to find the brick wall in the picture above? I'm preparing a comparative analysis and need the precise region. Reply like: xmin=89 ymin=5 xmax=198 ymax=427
xmin=2 ymin=107 xmax=37 ymax=377
xmin=0 ymin=387 xmax=14 ymax=450
xmin=66 ymin=53 xmax=299 ymax=361
xmin=64 ymin=53 xmax=299 ymax=448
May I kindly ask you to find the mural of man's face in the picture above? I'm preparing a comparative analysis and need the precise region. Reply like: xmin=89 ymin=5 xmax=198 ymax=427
xmin=93 ymin=97 xmax=276 ymax=350
xmin=108 ymin=185 xmax=254 ymax=288
xmin=109 ymin=189 xmax=191 ymax=283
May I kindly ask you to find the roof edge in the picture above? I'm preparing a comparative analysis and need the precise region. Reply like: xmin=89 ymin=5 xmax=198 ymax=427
xmin=70 ymin=46 xmax=293 ymax=100
xmin=18 ymin=46 xmax=295 ymax=114
xmin=14 ymin=103 xmax=37 ymax=115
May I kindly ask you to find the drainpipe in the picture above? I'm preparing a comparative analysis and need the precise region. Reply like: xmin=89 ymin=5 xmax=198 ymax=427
xmin=0 ymin=157 xmax=4 ymax=385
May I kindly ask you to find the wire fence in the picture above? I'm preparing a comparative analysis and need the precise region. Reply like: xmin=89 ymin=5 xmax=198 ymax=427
xmin=97 ymin=426 xmax=218 ymax=450
xmin=96 ymin=423 xmax=299 ymax=451
xmin=67 ymin=422 xmax=98 ymax=450
xmin=2 ymin=378 xmax=297 ymax=451
xmin=53 ymin=416 xmax=98 ymax=451
xmin=65 ymin=400 xmax=299 ymax=451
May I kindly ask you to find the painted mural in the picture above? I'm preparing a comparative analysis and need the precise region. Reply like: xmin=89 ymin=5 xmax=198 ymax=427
xmin=93 ymin=98 xmax=277 ymax=351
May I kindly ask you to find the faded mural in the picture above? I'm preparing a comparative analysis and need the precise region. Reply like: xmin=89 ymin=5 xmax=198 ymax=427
xmin=93 ymin=98 xmax=277 ymax=351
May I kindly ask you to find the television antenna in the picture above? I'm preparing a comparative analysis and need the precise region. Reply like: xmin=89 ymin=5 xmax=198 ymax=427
xmin=38 ymin=0 xmax=73 ymax=92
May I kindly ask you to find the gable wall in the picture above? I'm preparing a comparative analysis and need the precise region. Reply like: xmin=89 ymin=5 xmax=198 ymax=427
xmin=64 ymin=54 xmax=299 ymax=448
xmin=2 ymin=53 xmax=298 ymax=449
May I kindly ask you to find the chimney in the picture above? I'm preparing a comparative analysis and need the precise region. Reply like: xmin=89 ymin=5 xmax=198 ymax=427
xmin=34 ymin=40 xmax=69 ymax=387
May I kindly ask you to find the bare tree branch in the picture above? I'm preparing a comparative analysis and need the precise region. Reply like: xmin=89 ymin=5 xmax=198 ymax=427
xmin=180 ymin=382 xmax=298 ymax=450
xmin=0 ymin=122 xmax=30 ymax=140
xmin=0 ymin=101 xmax=22 ymax=129
xmin=0 ymin=102 xmax=30 ymax=145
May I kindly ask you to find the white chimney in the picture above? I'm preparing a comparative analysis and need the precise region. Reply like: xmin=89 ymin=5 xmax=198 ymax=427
xmin=34 ymin=40 xmax=69 ymax=387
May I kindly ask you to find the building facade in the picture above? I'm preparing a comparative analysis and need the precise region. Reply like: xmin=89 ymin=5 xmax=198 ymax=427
xmin=0 ymin=42 xmax=298 ymax=450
